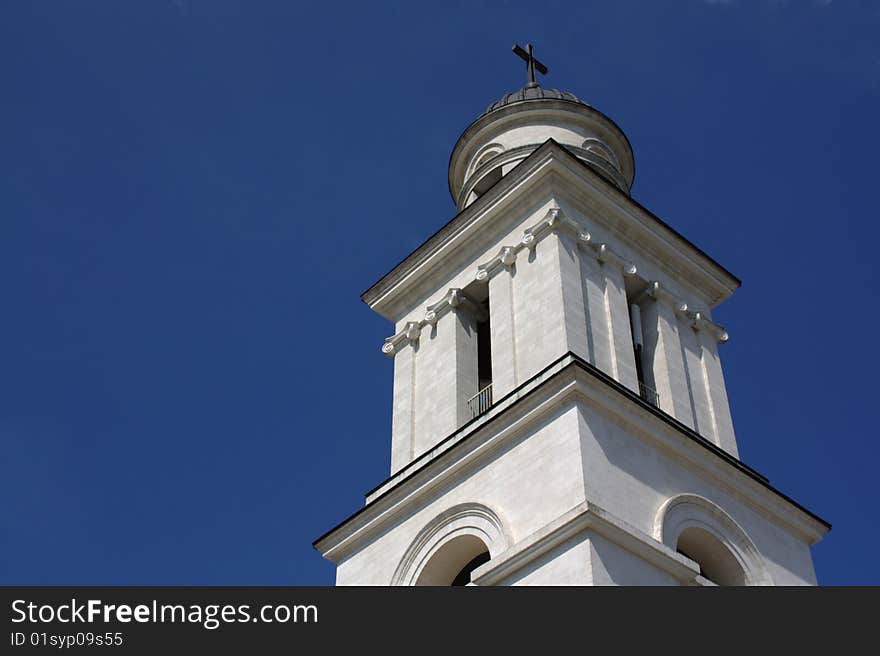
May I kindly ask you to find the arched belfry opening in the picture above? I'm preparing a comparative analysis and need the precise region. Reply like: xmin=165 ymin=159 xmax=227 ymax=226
xmin=657 ymin=495 xmax=769 ymax=585
xmin=468 ymin=164 xmax=503 ymax=204
xmin=676 ymin=527 xmax=746 ymax=586
xmin=388 ymin=503 xmax=508 ymax=586
xmin=415 ymin=535 xmax=491 ymax=586
xmin=462 ymin=280 xmax=492 ymax=419
xmin=451 ymin=552 xmax=491 ymax=586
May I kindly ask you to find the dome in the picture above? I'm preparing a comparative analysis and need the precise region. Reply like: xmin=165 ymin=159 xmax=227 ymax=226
xmin=482 ymin=85 xmax=589 ymax=117
xmin=448 ymin=83 xmax=635 ymax=209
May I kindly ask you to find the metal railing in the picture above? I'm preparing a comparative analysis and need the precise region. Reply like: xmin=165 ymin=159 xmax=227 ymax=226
xmin=467 ymin=383 xmax=493 ymax=419
xmin=639 ymin=382 xmax=660 ymax=407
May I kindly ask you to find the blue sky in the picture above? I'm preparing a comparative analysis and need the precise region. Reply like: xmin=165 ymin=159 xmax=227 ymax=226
xmin=1 ymin=1 xmax=878 ymax=585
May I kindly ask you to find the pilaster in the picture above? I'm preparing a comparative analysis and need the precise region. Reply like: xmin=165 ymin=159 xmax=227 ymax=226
xmin=553 ymin=230 xmax=591 ymax=364
xmin=639 ymin=292 xmax=695 ymax=429
xmin=579 ymin=249 xmax=613 ymax=376
xmin=678 ymin=318 xmax=716 ymax=442
xmin=695 ymin=318 xmax=738 ymax=458
xmin=601 ymin=260 xmax=641 ymax=394
xmin=411 ymin=291 xmax=479 ymax=460
xmin=389 ymin=341 xmax=416 ymax=474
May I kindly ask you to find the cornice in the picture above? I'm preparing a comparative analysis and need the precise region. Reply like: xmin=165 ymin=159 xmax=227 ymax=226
xmin=315 ymin=354 xmax=580 ymax=562
xmin=361 ymin=140 xmax=740 ymax=322
xmin=635 ymin=280 xmax=730 ymax=343
xmin=470 ymin=500 xmax=703 ymax=586
xmin=381 ymin=206 xmax=729 ymax=356
xmin=381 ymin=288 xmax=486 ymax=356
xmin=313 ymin=353 xmax=830 ymax=563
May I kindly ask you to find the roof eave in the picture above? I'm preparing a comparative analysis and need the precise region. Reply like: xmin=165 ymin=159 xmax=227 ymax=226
xmin=362 ymin=139 xmax=740 ymax=320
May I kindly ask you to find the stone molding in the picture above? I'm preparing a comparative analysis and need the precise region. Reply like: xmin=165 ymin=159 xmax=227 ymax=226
xmin=465 ymin=141 xmax=505 ymax=180
xmin=314 ymin=354 xmax=829 ymax=564
xmin=390 ymin=502 xmax=511 ymax=586
xmin=381 ymin=206 xmax=728 ymax=356
xmin=381 ymin=288 xmax=485 ymax=356
xmin=470 ymin=500 xmax=703 ymax=586
xmin=635 ymin=280 xmax=730 ymax=343
xmin=364 ymin=142 xmax=740 ymax=320
xmin=392 ymin=498 xmax=751 ymax=586
xmin=654 ymin=493 xmax=773 ymax=585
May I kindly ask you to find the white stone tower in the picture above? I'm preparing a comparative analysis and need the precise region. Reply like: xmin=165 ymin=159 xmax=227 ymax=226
xmin=314 ymin=45 xmax=829 ymax=585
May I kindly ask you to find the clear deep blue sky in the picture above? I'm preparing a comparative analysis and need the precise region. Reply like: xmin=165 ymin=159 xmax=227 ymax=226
xmin=2 ymin=1 xmax=878 ymax=585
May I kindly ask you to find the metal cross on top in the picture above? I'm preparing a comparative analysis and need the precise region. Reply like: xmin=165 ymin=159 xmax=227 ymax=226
xmin=512 ymin=43 xmax=548 ymax=89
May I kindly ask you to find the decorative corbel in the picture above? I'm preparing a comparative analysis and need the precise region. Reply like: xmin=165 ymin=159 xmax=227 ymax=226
xmin=424 ymin=288 xmax=486 ymax=324
xmin=546 ymin=206 xmax=592 ymax=245
xmin=523 ymin=217 xmax=552 ymax=247
xmin=692 ymin=312 xmax=730 ymax=343
xmin=381 ymin=322 xmax=421 ymax=357
xmin=500 ymin=246 xmax=517 ymax=267
xmin=404 ymin=321 xmax=421 ymax=342
xmin=450 ymin=288 xmax=488 ymax=322
xmin=634 ymin=280 xmax=660 ymax=304
xmin=635 ymin=280 xmax=687 ymax=313
xmin=546 ymin=206 xmax=565 ymax=230
xmin=523 ymin=206 xmax=571 ymax=244
xmin=476 ymin=245 xmax=519 ymax=282
xmin=587 ymin=242 xmax=637 ymax=278
xmin=448 ymin=288 xmax=465 ymax=309
xmin=425 ymin=291 xmax=455 ymax=325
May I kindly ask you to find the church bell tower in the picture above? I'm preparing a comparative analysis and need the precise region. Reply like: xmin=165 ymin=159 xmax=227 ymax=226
xmin=314 ymin=45 xmax=829 ymax=585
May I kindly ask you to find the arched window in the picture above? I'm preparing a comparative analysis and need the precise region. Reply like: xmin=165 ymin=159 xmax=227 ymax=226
xmin=654 ymin=494 xmax=772 ymax=586
xmin=581 ymin=138 xmax=620 ymax=169
xmin=416 ymin=535 xmax=491 ymax=586
xmin=470 ymin=165 xmax=503 ymax=200
xmin=451 ymin=551 xmax=492 ymax=586
xmin=676 ymin=526 xmax=746 ymax=586
xmin=467 ymin=143 xmax=504 ymax=178
xmin=391 ymin=503 xmax=509 ymax=586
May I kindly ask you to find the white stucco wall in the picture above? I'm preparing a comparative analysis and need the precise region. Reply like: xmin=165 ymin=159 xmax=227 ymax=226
xmin=331 ymin=386 xmax=821 ymax=586
xmin=337 ymin=405 xmax=586 ymax=585
xmin=574 ymin=398 xmax=818 ymax=585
